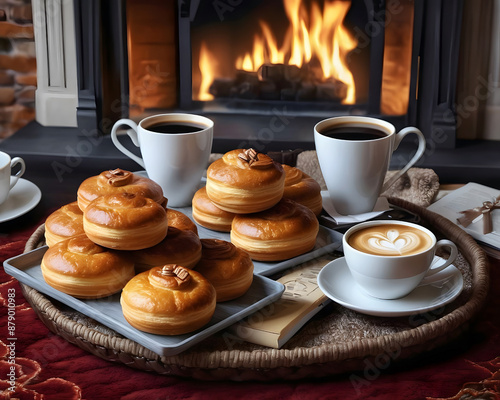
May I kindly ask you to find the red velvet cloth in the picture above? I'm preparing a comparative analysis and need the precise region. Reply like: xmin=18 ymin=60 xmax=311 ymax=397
xmin=1 ymin=225 xmax=499 ymax=400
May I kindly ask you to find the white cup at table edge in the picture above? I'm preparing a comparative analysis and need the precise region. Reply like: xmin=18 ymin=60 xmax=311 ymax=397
xmin=0 ymin=151 xmax=26 ymax=206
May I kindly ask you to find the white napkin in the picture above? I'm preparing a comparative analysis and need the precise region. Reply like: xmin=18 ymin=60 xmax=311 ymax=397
xmin=321 ymin=191 xmax=391 ymax=225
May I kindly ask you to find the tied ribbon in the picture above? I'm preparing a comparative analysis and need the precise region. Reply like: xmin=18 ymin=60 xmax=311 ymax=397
xmin=457 ymin=195 xmax=500 ymax=234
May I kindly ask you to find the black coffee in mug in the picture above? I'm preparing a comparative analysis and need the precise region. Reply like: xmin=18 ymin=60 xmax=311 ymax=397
xmin=147 ymin=122 xmax=206 ymax=134
xmin=320 ymin=126 xmax=388 ymax=141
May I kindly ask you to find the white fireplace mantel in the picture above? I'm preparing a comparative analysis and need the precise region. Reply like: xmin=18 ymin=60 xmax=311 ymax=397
xmin=32 ymin=0 xmax=78 ymax=127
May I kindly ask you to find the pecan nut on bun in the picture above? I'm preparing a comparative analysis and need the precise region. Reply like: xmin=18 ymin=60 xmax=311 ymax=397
xmin=45 ymin=201 xmax=84 ymax=247
xmin=206 ymin=148 xmax=285 ymax=214
xmin=192 ymin=187 xmax=236 ymax=232
xmin=230 ymin=198 xmax=319 ymax=261
xmin=77 ymin=168 xmax=164 ymax=211
xmin=41 ymin=234 xmax=135 ymax=299
xmin=195 ymin=239 xmax=254 ymax=302
xmin=83 ymin=192 xmax=168 ymax=250
xmin=129 ymin=226 xmax=202 ymax=273
xmin=120 ymin=265 xmax=216 ymax=335
xmin=166 ymin=208 xmax=198 ymax=235
xmin=282 ymin=164 xmax=323 ymax=216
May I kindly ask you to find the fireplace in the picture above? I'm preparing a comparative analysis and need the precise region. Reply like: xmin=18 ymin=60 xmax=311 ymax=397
xmin=188 ymin=1 xmax=408 ymax=113
xmin=190 ymin=1 xmax=363 ymax=109
xmin=32 ymin=0 xmax=464 ymax=152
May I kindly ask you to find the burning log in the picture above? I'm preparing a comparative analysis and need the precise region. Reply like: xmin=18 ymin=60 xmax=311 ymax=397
xmin=258 ymin=64 xmax=302 ymax=101
xmin=231 ymin=81 xmax=259 ymax=99
xmin=209 ymin=71 xmax=260 ymax=99
xmin=258 ymin=63 xmax=302 ymax=84
xmin=209 ymin=78 xmax=234 ymax=98
xmin=259 ymin=80 xmax=280 ymax=100
xmin=208 ymin=64 xmax=348 ymax=103
xmin=315 ymin=79 xmax=348 ymax=102
xmin=284 ymin=65 xmax=302 ymax=82
xmin=295 ymin=82 xmax=316 ymax=101
xmin=258 ymin=63 xmax=285 ymax=82
xmin=234 ymin=70 xmax=259 ymax=85
xmin=230 ymin=70 xmax=259 ymax=99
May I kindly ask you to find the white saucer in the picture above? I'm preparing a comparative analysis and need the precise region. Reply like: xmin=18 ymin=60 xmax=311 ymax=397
xmin=317 ymin=257 xmax=464 ymax=317
xmin=0 ymin=178 xmax=42 ymax=223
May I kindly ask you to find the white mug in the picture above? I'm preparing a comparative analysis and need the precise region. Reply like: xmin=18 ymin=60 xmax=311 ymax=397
xmin=314 ymin=116 xmax=426 ymax=215
xmin=0 ymin=151 xmax=26 ymax=205
xmin=111 ymin=113 xmax=213 ymax=207
xmin=343 ymin=220 xmax=459 ymax=299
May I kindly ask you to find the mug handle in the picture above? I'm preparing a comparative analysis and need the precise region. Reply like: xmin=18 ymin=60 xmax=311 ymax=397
xmin=9 ymin=157 xmax=26 ymax=190
xmin=418 ymin=239 xmax=459 ymax=286
xmin=110 ymin=119 xmax=145 ymax=168
xmin=381 ymin=127 xmax=426 ymax=192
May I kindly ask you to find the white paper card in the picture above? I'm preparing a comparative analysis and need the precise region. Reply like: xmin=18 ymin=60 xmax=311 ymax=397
xmin=427 ymin=182 xmax=500 ymax=250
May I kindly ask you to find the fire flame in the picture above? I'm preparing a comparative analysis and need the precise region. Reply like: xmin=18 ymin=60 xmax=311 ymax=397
xmin=197 ymin=0 xmax=357 ymax=104
xmin=198 ymin=42 xmax=215 ymax=101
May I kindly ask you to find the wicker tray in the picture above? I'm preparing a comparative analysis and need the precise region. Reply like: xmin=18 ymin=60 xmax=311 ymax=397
xmin=20 ymin=198 xmax=490 ymax=381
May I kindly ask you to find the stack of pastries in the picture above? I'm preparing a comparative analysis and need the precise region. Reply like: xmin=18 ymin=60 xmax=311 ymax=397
xmin=41 ymin=168 xmax=254 ymax=336
xmin=194 ymin=148 xmax=322 ymax=261
xmin=40 ymin=149 xmax=323 ymax=335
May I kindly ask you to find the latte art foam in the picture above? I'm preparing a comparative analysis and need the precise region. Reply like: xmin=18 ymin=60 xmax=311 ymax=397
xmin=348 ymin=224 xmax=433 ymax=256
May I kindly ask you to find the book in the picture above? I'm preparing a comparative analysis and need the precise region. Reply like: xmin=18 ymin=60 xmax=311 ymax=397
xmin=228 ymin=255 xmax=337 ymax=349
xmin=427 ymin=182 xmax=500 ymax=256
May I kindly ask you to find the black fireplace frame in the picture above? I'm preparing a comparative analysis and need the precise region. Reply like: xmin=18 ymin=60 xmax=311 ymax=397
xmin=72 ymin=0 xmax=464 ymax=151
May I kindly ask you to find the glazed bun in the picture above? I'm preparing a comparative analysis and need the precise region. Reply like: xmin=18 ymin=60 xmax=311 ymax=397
xmin=41 ymin=234 xmax=135 ymax=298
xmin=45 ymin=202 xmax=84 ymax=247
xmin=77 ymin=168 xmax=164 ymax=211
xmin=83 ymin=192 xmax=168 ymax=250
xmin=195 ymin=239 xmax=254 ymax=302
xmin=120 ymin=265 xmax=216 ymax=335
xmin=130 ymin=227 xmax=202 ymax=273
xmin=206 ymin=148 xmax=285 ymax=214
xmin=282 ymin=164 xmax=323 ymax=216
xmin=192 ymin=187 xmax=236 ymax=232
xmin=166 ymin=208 xmax=198 ymax=235
xmin=231 ymin=198 xmax=319 ymax=261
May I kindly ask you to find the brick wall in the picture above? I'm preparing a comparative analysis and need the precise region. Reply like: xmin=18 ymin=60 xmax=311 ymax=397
xmin=0 ymin=0 xmax=35 ymax=140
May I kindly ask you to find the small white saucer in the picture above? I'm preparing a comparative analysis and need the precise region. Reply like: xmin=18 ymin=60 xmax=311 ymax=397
xmin=0 ymin=178 xmax=42 ymax=223
xmin=321 ymin=191 xmax=391 ymax=224
xmin=317 ymin=257 xmax=464 ymax=317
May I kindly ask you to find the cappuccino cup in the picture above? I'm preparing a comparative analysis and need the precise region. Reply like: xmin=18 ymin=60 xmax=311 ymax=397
xmin=111 ymin=113 xmax=213 ymax=207
xmin=343 ymin=220 xmax=459 ymax=299
xmin=0 ymin=151 xmax=26 ymax=206
xmin=314 ymin=116 xmax=426 ymax=215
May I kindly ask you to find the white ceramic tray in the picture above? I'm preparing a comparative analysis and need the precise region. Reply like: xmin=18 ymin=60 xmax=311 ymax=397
xmin=4 ymin=247 xmax=285 ymax=356
xmin=174 ymin=205 xmax=343 ymax=276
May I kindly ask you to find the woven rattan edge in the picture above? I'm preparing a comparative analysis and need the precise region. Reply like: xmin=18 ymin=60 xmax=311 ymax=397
xmin=19 ymin=199 xmax=491 ymax=380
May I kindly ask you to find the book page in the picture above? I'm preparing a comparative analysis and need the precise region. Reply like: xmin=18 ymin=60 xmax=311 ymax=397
xmin=428 ymin=183 xmax=500 ymax=249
